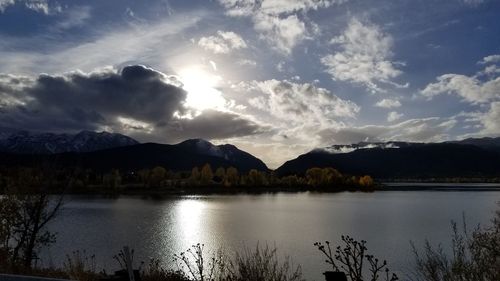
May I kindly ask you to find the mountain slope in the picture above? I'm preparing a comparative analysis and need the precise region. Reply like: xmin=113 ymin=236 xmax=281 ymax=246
xmin=447 ymin=137 xmax=500 ymax=153
xmin=0 ymin=139 xmax=269 ymax=173
xmin=276 ymin=142 xmax=500 ymax=178
xmin=0 ymin=130 xmax=139 ymax=154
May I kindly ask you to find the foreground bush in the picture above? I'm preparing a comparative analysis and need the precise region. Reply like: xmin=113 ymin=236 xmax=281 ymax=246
xmin=411 ymin=212 xmax=500 ymax=281
xmin=315 ymin=236 xmax=398 ymax=281
xmin=225 ymin=244 xmax=304 ymax=281
xmin=173 ymin=243 xmax=304 ymax=281
xmin=141 ymin=258 xmax=190 ymax=281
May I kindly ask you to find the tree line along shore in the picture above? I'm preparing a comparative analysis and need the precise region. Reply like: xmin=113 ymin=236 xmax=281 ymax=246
xmin=0 ymin=164 xmax=376 ymax=195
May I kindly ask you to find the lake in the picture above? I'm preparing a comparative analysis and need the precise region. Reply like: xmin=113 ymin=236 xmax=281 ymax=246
xmin=43 ymin=190 xmax=500 ymax=280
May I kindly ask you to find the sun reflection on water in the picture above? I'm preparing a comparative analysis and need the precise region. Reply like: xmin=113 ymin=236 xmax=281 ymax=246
xmin=174 ymin=198 xmax=205 ymax=245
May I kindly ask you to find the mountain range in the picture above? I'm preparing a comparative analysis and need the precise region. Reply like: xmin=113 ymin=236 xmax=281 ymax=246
xmin=1 ymin=129 xmax=500 ymax=178
xmin=0 ymin=130 xmax=138 ymax=154
xmin=0 ymin=130 xmax=268 ymax=172
xmin=276 ymin=138 xmax=500 ymax=178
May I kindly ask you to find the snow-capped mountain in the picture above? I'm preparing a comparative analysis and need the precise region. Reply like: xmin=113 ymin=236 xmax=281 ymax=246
xmin=0 ymin=130 xmax=139 ymax=154
xmin=177 ymin=139 xmax=268 ymax=171
xmin=318 ymin=137 xmax=500 ymax=154
xmin=276 ymin=138 xmax=500 ymax=178
xmin=318 ymin=141 xmax=417 ymax=154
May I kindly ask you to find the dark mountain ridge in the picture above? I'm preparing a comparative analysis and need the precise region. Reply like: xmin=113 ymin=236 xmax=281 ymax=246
xmin=276 ymin=139 xmax=500 ymax=179
xmin=1 ymin=128 xmax=500 ymax=178
xmin=0 ymin=130 xmax=139 ymax=154
xmin=0 ymin=137 xmax=268 ymax=173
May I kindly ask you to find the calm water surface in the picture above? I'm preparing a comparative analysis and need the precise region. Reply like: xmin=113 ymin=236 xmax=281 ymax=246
xmin=43 ymin=190 xmax=500 ymax=280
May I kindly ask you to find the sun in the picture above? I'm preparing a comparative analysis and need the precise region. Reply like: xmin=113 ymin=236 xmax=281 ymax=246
xmin=178 ymin=66 xmax=226 ymax=111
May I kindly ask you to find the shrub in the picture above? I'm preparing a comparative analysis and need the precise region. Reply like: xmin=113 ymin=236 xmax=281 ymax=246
xmin=141 ymin=258 xmax=190 ymax=281
xmin=63 ymin=250 xmax=101 ymax=281
xmin=174 ymin=243 xmax=226 ymax=281
xmin=225 ymin=244 xmax=304 ymax=281
xmin=315 ymin=235 xmax=398 ymax=281
xmin=411 ymin=212 xmax=500 ymax=281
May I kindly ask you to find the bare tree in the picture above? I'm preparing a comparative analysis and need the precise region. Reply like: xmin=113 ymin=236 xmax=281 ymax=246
xmin=0 ymin=167 xmax=64 ymax=272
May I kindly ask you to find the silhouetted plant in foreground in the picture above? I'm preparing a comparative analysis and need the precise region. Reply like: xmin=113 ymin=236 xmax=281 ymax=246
xmin=411 ymin=212 xmax=500 ymax=281
xmin=172 ymin=243 xmax=304 ymax=281
xmin=173 ymin=243 xmax=226 ymax=281
xmin=63 ymin=250 xmax=101 ymax=281
xmin=315 ymin=236 xmax=398 ymax=281
xmin=141 ymin=258 xmax=190 ymax=281
xmin=226 ymin=244 xmax=304 ymax=281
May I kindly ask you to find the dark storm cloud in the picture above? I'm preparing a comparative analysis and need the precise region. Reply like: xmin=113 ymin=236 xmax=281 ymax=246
xmin=0 ymin=65 xmax=186 ymax=132
xmin=163 ymin=110 xmax=266 ymax=142
xmin=0 ymin=65 xmax=264 ymax=141
xmin=31 ymin=65 xmax=187 ymax=124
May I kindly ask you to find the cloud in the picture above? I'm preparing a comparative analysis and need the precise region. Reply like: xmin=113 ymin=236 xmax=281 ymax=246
xmin=478 ymin=101 xmax=500 ymax=136
xmin=0 ymin=0 xmax=60 ymax=14
xmin=321 ymin=18 xmax=406 ymax=93
xmin=387 ymin=111 xmax=404 ymax=122
xmin=420 ymin=55 xmax=500 ymax=139
xmin=0 ymin=13 xmax=202 ymax=75
xmin=198 ymin=31 xmax=247 ymax=54
xmin=421 ymin=54 xmax=500 ymax=104
xmin=375 ymin=98 xmax=401 ymax=108
xmin=421 ymin=72 xmax=500 ymax=104
xmin=226 ymin=79 xmax=360 ymax=155
xmin=461 ymin=0 xmax=485 ymax=6
xmin=245 ymin=79 xmax=360 ymax=126
xmin=0 ymin=65 xmax=186 ymax=131
xmin=0 ymin=0 xmax=13 ymax=12
xmin=319 ymin=117 xmax=457 ymax=144
xmin=51 ymin=6 xmax=91 ymax=32
xmin=159 ymin=110 xmax=265 ymax=142
xmin=479 ymin=54 xmax=500 ymax=65
xmin=216 ymin=0 xmax=341 ymax=55
xmin=237 ymin=59 xmax=257 ymax=67
xmin=253 ymin=13 xmax=308 ymax=55
xmin=0 ymin=65 xmax=264 ymax=142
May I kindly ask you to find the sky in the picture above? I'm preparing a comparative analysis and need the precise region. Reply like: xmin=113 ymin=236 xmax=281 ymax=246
xmin=0 ymin=0 xmax=499 ymax=168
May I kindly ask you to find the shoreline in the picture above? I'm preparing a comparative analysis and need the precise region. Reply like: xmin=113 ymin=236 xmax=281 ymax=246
xmin=4 ymin=182 xmax=500 ymax=197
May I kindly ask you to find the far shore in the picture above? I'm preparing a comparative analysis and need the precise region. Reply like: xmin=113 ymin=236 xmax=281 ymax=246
xmin=12 ymin=181 xmax=500 ymax=197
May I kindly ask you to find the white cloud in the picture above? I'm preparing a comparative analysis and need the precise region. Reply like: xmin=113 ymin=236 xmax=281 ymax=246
xmin=0 ymin=0 xmax=60 ymax=14
xmin=217 ymin=0 xmax=342 ymax=55
xmin=422 ymin=54 xmax=500 ymax=104
xmin=0 ymin=0 xmax=14 ymax=12
xmin=421 ymin=74 xmax=500 ymax=104
xmin=319 ymin=117 xmax=457 ymax=144
xmin=375 ymin=98 xmax=401 ymax=108
xmin=52 ymin=6 xmax=91 ymax=31
xmin=253 ymin=13 xmax=307 ymax=55
xmin=479 ymin=54 xmax=500 ymax=64
xmin=217 ymin=0 xmax=256 ymax=17
xmin=260 ymin=0 xmax=336 ymax=15
xmin=227 ymin=79 xmax=359 ymax=155
xmin=478 ymin=65 xmax=500 ymax=76
xmin=0 ymin=13 xmax=202 ymax=74
xmin=198 ymin=30 xmax=247 ymax=54
xmin=387 ymin=111 xmax=404 ymax=122
xmin=218 ymin=0 xmax=337 ymax=17
xmin=321 ymin=18 xmax=406 ymax=93
xmin=477 ymin=102 xmax=500 ymax=135
xmin=247 ymin=79 xmax=360 ymax=125
xmin=237 ymin=59 xmax=257 ymax=67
